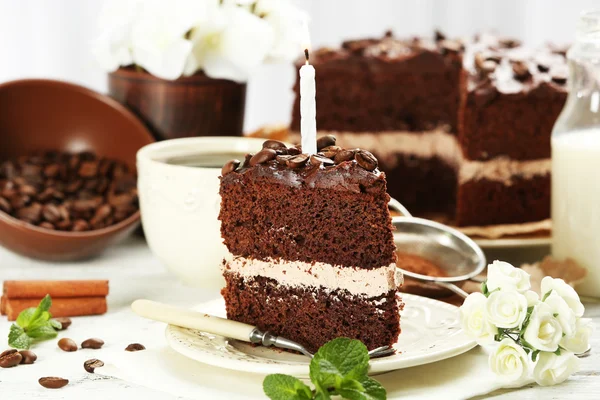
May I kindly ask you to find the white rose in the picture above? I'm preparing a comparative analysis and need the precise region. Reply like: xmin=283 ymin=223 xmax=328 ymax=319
xmin=489 ymin=338 xmax=530 ymax=384
xmin=130 ymin=0 xmax=204 ymax=80
xmin=459 ymin=292 xmax=497 ymax=344
xmin=184 ymin=3 xmax=274 ymax=82
xmin=259 ymin=0 xmax=310 ymax=62
xmin=523 ymin=302 xmax=563 ymax=352
xmin=485 ymin=290 xmax=528 ymax=329
xmin=525 ymin=290 xmax=540 ymax=307
xmin=561 ymin=318 xmax=593 ymax=354
xmin=533 ymin=351 xmax=580 ymax=386
xmin=541 ymin=277 xmax=584 ymax=317
xmin=544 ymin=291 xmax=576 ymax=337
xmin=486 ymin=260 xmax=531 ymax=293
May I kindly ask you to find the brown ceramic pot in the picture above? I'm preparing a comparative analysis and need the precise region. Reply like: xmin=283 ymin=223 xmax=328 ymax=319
xmin=108 ymin=68 xmax=246 ymax=140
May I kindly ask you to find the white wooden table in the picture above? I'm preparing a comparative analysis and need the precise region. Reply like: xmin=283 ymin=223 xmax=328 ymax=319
xmin=0 ymin=237 xmax=598 ymax=399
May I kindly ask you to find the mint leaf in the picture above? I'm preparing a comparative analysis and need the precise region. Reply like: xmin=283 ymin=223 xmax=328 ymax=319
xmin=8 ymin=294 xmax=58 ymax=350
xmin=339 ymin=376 xmax=386 ymax=400
xmin=29 ymin=295 xmax=52 ymax=324
xmin=16 ymin=308 xmax=37 ymax=328
xmin=8 ymin=324 xmax=33 ymax=349
xmin=27 ymin=324 xmax=58 ymax=340
xmin=263 ymin=374 xmax=313 ymax=400
xmin=310 ymin=338 xmax=369 ymax=390
xmin=49 ymin=319 xmax=63 ymax=330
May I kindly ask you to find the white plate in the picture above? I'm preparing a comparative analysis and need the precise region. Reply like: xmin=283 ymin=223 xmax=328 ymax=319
xmin=165 ymin=294 xmax=477 ymax=376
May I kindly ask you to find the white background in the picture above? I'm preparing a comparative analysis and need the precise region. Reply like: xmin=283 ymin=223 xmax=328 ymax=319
xmin=0 ymin=0 xmax=598 ymax=132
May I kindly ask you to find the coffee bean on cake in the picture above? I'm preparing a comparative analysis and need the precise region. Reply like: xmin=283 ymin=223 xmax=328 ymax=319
xmin=334 ymin=149 xmax=357 ymax=164
xmin=310 ymin=154 xmax=334 ymax=167
xmin=355 ymin=150 xmax=378 ymax=171
xmin=316 ymin=135 xmax=336 ymax=151
xmin=286 ymin=154 xmax=309 ymax=168
xmin=262 ymin=140 xmax=287 ymax=151
xmin=249 ymin=149 xmax=277 ymax=166
xmin=0 ymin=151 xmax=138 ymax=231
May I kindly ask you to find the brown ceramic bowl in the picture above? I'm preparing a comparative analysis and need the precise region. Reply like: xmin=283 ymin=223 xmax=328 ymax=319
xmin=0 ymin=79 xmax=155 ymax=261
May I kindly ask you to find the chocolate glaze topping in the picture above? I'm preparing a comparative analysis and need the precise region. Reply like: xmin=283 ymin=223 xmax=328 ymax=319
xmin=221 ymin=137 xmax=385 ymax=193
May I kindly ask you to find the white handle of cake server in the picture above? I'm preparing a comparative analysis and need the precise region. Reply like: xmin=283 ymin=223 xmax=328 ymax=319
xmin=131 ymin=299 xmax=256 ymax=342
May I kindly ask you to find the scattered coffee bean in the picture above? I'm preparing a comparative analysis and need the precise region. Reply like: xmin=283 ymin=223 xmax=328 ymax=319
xmin=84 ymin=358 xmax=104 ymax=373
xmin=81 ymin=338 xmax=104 ymax=350
xmin=58 ymin=338 xmax=78 ymax=352
xmin=334 ymin=149 xmax=357 ymax=164
xmin=0 ymin=349 xmax=22 ymax=368
xmin=125 ymin=343 xmax=146 ymax=352
xmin=221 ymin=160 xmax=240 ymax=176
xmin=249 ymin=149 xmax=277 ymax=166
xmin=18 ymin=350 xmax=37 ymax=364
xmin=286 ymin=154 xmax=309 ymax=169
xmin=355 ymin=150 xmax=378 ymax=171
xmin=54 ymin=317 xmax=72 ymax=330
xmin=0 ymin=151 xmax=138 ymax=231
xmin=316 ymin=135 xmax=336 ymax=151
xmin=39 ymin=377 xmax=69 ymax=389
xmin=262 ymin=140 xmax=287 ymax=151
xmin=320 ymin=146 xmax=341 ymax=159
xmin=310 ymin=154 xmax=335 ymax=167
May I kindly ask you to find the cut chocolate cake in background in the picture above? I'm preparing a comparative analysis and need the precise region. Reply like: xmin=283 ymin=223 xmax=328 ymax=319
xmin=290 ymin=32 xmax=568 ymax=228
xmin=219 ymin=138 xmax=402 ymax=352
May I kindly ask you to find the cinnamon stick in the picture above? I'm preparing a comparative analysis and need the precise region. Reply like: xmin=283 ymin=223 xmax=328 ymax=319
xmin=3 ymin=297 xmax=107 ymax=321
xmin=3 ymin=280 xmax=109 ymax=299
xmin=0 ymin=295 xmax=6 ymax=315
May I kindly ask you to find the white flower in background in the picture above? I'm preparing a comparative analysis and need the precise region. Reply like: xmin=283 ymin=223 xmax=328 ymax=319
xmin=561 ymin=318 xmax=593 ymax=354
xmin=92 ymin=0 xmax=142 ymax=71
xmin=523 ymin=302 xmax=563 ymax=352
xmin=489 ymin=338 xmax=530 ymax=384
xmin=525 ymin=290 xmax=540 ymax=307
xmin=130 ymin=0 xmax=208 ymax=80
xmin=459 ymin=292 xmax=497 ymax=344
xmin=486 ymin=260 xmax=531 ymax=293
xmin=485 ymin=290 xmax=528 ymax=329
xmin=541 ymin=277 xmax=585 ymax=318
xmin=533 ymin=351 xmax=580 ymax=386
xmin=256 ymin=0 xmax=310 ymax=62
xmin=184 ymin=3 xmax=274 ymax=82
xmin=544 ymin=291 xmax=577 ymax=337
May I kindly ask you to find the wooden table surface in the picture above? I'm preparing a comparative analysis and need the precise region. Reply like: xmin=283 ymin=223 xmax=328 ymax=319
xmin=0 ymin=237 xmax=598 ymax=399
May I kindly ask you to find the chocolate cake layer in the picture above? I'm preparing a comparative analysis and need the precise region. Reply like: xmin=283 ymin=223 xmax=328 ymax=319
xmin=461 ymin=45 xmax=567 ymax=161
xmin=220 ymin=160 xmax=396 ymax=269
xmin=290 ymin=34 xmax=465 ymax=133
xmin=222 ymin=272 xmax=402 ymax=353
xmin=456 ymin=174 xmax=550 ymax=226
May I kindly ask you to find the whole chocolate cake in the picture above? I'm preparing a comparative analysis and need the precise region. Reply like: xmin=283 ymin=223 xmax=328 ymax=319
xmin=290 ymin=32 xmax=568 ymax=227
xmin=219 ymin=137 xmax=402 ymax=352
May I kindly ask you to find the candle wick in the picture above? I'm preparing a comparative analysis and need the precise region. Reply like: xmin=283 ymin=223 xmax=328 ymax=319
xmin=304 ymin=48 xmax=310 ymax=64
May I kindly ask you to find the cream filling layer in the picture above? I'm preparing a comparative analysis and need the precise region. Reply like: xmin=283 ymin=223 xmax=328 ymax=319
xmin=299 ymin=130 xmax=551 ymax=186
xmin=224 ymin=257 xmax=402 ymax=298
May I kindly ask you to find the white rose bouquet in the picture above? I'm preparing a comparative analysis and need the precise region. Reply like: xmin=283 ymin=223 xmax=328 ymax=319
xmin=93 ymin=0 xmax=309 ymax=81
xmin=460 ymin=260 xmax=592 ymax=387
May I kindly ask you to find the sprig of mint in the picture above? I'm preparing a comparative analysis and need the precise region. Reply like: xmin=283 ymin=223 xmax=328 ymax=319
xmin=8 ymin=294 xmax=62 ymax=349
xmin=263 ymin=338 xmax=386 ymax=400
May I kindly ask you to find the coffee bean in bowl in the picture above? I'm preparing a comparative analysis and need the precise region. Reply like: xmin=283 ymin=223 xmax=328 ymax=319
xmin=0 ymin=151 xmax=138 ymax=232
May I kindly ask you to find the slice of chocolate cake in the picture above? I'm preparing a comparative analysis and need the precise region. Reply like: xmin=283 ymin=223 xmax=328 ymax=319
xmin=219 ymin=138 xmax=402 ymax=352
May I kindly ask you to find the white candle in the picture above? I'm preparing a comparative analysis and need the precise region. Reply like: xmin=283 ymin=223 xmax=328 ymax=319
xmin=300 ymin=49 xmax=317 ymax=155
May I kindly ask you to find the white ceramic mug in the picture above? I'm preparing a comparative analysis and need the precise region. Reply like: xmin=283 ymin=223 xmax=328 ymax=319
xmin=137 ymin=137 xmax=266 ymax=289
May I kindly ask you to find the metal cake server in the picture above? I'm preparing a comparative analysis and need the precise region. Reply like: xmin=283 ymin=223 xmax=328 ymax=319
xmin=131 ymin=299 xmax=395 ymax=359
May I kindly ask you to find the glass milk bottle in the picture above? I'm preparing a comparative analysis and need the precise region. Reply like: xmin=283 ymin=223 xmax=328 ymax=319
xmin=552 ymin=10 xmax=600 ymax=297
